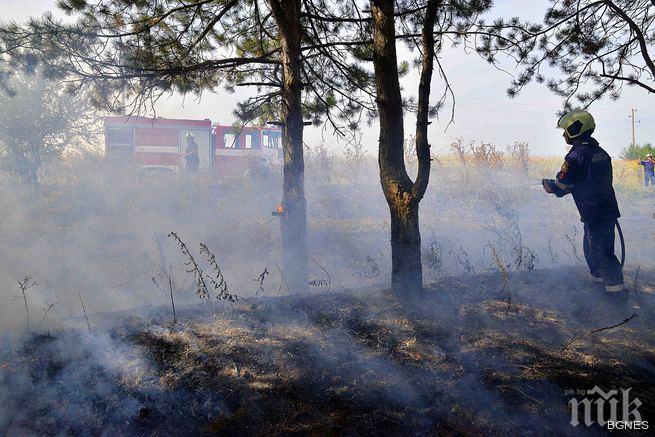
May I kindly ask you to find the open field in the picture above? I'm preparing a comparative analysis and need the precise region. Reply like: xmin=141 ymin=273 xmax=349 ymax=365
xmin=1 ymin=0 xmax=654 ymax=434
xmin=2 ymin=266 xmax=654 ymax=435
xmin=1 ymin=150 xmax=654 ymax=435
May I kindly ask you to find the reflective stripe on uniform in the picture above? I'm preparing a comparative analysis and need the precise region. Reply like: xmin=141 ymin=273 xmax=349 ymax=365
xmin=605 ymin=284 xmax=625 ymax=293
xmin=554 ymin=180 xmax=572 ymax=190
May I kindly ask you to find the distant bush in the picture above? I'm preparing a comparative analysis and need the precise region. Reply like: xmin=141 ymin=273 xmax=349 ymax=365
xmin=619 ymin=143 xmax=654 ymax=160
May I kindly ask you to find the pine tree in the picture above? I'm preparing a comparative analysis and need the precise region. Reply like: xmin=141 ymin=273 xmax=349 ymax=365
xmin=507 ymin=0 xmax=655 ymax=107
xmin=1 ymin=0 xmax=533 ymax=296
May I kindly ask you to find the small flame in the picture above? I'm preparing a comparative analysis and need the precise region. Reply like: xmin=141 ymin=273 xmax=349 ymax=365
xmin=277 ymin=204 xmax=284 ymax=214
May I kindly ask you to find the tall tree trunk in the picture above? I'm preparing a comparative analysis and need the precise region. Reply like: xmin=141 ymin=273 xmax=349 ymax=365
xmin=370 ymin=0 xmax=438 ymax=296
xmin=413 ymin=0 xmax=439 ymax=200
xmin=390 ymin=201 xmax=421 ymax=293
xmin=27 ymin=165 xmax=40 ymax=199
xmin=269 ymin=0 xmax=309 ymax=293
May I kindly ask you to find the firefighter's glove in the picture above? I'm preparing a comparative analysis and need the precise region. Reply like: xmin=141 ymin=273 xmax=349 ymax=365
xmin=542 ymin=178 xmax=554 ymax=194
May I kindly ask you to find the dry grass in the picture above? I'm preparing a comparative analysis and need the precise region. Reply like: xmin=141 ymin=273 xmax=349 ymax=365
xmin=9 ymin=266 xmax=643 ymax=435
xmin=1 ymin=146 xmax=653 ymax=435
xmin=2 ymin=266 xmax=654 ymax=435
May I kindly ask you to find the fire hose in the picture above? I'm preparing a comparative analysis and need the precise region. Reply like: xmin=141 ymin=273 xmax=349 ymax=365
xmin=584 ymin=220 xmax=625 ymax=267
xmin=616 ymin=220 xmax=626 ymax=268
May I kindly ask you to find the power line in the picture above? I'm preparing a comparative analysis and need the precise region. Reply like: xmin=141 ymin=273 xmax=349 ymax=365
xmin=456 ymin=96 xmax=636 ymax=113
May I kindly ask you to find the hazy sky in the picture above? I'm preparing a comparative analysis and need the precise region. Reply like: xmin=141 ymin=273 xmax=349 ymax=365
xmin=3 ymin=0 xmax=653 ymax=156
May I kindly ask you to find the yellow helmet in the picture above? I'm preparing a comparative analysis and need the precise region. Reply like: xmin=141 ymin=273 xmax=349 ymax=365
xmin=557 ymin=110 xmax=595 ymax=139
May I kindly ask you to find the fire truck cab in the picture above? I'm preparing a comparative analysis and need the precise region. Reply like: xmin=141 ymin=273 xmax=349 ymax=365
xmin=104 ymin=116 xmax=282 ymax=177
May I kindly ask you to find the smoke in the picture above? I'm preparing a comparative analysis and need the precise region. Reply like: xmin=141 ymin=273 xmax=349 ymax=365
xmin=0 ymin=142 xmax=652 ymax=327
xmin=0 ymin=141 xmax=653 ymax=433
xmin=0 ymin=326 xmax=226 ymax=435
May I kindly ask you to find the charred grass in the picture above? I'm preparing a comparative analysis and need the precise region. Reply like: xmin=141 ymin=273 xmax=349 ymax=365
xmin=3 ymin=266 xmax=654 ymax=436
xmin=131 ymin=267 xmax=655 ymax=435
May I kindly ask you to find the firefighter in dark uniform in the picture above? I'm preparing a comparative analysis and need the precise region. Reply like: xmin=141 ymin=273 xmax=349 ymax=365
xmin=182 ymin=132 xmax=199 ymax=172
xmin=639 ymin=153 xmax=655 ymax=186
xmin=542 ymin=110 xmax=626 ymax=299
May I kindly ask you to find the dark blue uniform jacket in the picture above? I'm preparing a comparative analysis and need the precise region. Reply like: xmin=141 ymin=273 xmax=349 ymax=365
xmin=640 ymin=159 xmax=655 ymax=173
xmin=548 ymin=137 xmax=620 ymax=223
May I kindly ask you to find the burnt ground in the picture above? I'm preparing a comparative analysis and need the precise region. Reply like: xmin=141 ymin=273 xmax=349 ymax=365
xmin=2 ymin=265 xmax=655 ymax=436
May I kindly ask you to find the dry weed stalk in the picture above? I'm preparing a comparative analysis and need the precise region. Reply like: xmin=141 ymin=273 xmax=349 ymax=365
xmin=36 ymin=302 xmax=57 ymax=331
xmin=404 ymin=135 xmax=418 ymax=172
xmin=168 ymin=232 xmax=213 ymax=308
xmin=351 ymin=254 xmax=381 ymax=278
xmin=274 ymin=262 xmax=290 ymax=295
xmin=488 ymin=244 xmax=512 ymax=317
xmin=168 ymin=275 xmax=176 ymax=323
xmin=632 ymin=266 xmax=641 ymax=300
xmin=311 ymin=258 xmax=332 ymax=292
xmin=154 ymin=234 xmax=177 ymax=324
xmin=307 ymin=143 xmax=335 ymax=183
xmin=470 ymin=141 xmax=504 ymax=170
xmin=343 ymin=139 xmax=366 ymax=173
xmin=200 ymin=243 xmax=238 ymax=303
xmin=449 ymin=139 xmax=469 ymax=188
xmin=481 ymin=192 xmax=538 ymax=271
xmin=507 ymin=141 xmax=530 ymax=176
xmin=152 ymin=277 xmax=177 ymax=325
xmin=78 ymin=292 xmax=92 ymax=334
xmin=110 ymin=270 xmax=149 ymax=291
xmin=563 ymin=227 xmax=583 ymax=263
xmin=254 ymin=268 xmax=270 ymax=296
xmin=422 ymin=237 xmax=443 ymax=278
xmin=447 ymin=243 xmax=474 ymax=275
xmin=456 ymin=246 xmax=475 ymax=274
xmin=15 ymin=275 xmax=38 ymax=332
xmin=169 ymin=233 xmax=238 ymax=305
xmin=547 ymin=239 xmax=558 ymax=264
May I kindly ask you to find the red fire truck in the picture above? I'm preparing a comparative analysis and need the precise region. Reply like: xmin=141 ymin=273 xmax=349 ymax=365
xmin=104 ymin=116 xmax=282 ymax=177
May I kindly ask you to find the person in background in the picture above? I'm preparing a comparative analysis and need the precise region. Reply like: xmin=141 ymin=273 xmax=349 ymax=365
xmin=542 ymin=110 xmax=626 ymax=301
xmin=181 ymin=132 xmax=199 ymax=172
xmin=639 ymin=153 xmax=655 ymax=187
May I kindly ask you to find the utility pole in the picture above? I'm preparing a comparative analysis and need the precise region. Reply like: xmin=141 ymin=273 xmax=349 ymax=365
xmin=630 ymin=108 xmax=637 ymax=147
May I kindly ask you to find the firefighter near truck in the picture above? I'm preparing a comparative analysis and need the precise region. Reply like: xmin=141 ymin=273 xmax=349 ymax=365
xmin=104 ymin=116 xmax=283 ymax=177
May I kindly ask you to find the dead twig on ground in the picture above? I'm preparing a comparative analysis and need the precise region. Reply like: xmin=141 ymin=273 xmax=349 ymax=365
xmin=561 ymin=313 xmax=639 ymax=352
xmin=497 ymin=384 xmax=544 ymax=405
